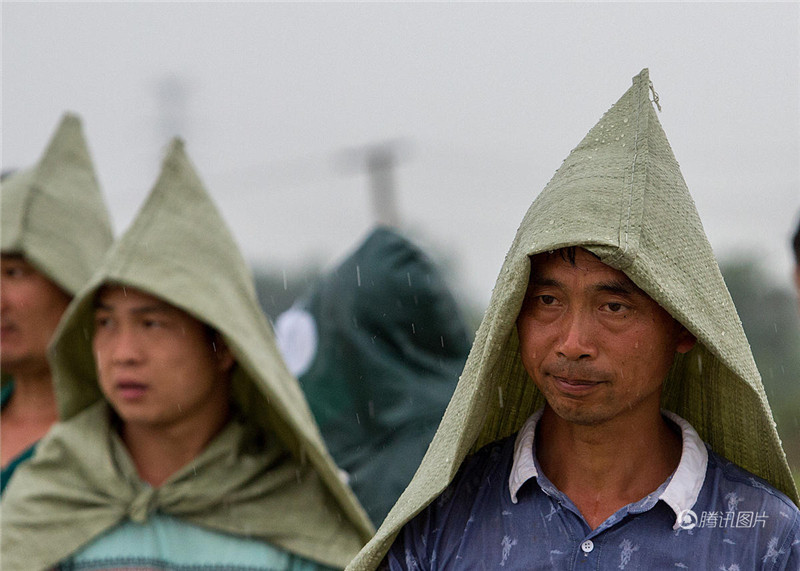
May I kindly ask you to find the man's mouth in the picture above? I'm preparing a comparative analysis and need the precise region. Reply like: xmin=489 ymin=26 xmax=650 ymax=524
xmin=116 ymin=380 xmax=149 ymax=400
xmin=550 ymin=373 xmax=605 ymax=395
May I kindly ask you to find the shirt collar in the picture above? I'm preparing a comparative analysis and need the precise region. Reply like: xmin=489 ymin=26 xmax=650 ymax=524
xmin=508 ymin=408 xmax=708 ymax=529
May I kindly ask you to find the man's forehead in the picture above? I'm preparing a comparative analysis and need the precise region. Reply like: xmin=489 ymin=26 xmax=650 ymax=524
xmin=529 ymin=248 xmax=640 ymax=291
xmin=94 ymin=284 xmax=171 ymax=310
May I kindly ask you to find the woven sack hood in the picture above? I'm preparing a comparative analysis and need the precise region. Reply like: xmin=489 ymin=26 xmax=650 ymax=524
xmin=2 ymin=140 xmax=372 ymax=570
xmin=348 ymin=68 xmax=798 ymax=570
xmin=1 ymin=113 xmax=112 ymax=294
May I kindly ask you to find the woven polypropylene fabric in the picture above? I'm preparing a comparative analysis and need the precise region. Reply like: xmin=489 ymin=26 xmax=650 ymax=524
xmin=0 ymin=113 xmax=113 ymax=295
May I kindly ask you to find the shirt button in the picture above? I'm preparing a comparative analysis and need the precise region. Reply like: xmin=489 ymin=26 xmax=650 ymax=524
xmin=580 ymin=540 xmax=594 ymax=553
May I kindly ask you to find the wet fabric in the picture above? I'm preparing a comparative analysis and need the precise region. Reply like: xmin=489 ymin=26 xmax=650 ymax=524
xmin=0 ymin=114 xmax=112 ymax=492
xmin=1 ymin=140 xmax=373 ymax=571
xmin=348 ymin=68 xmax=798 ymax=569
xmin=0 ymin=383 xmax=37 ymax=495
xmin=388 ymin=412 xmax=800 ymax=570
xmin=0 ymin=113 xmax=113 ymax=295
xmin=275 ymin=227 xmax=470 ymax=525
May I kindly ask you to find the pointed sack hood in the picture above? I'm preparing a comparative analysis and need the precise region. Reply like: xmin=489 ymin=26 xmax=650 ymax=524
xmin=348 ymin=68 xmax=797 ymax=569
xmin=2 ymin=140 xmax=372 ymax=570
xmin=1 ymin=113 xmax=113 ymax=294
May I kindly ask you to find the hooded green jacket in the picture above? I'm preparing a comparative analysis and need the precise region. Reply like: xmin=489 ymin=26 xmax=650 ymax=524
xmin=0 ymin=139 xmax=374 ymax=570
xmin=347 ymin=68 xmax=799 ymax=570
xmin=282 ymin=227 xmax=470 ymax=525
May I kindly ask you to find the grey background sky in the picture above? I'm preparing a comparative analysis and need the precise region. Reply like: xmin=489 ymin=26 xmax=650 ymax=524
xmin=3 ymin=2 xmax=799 ymax=306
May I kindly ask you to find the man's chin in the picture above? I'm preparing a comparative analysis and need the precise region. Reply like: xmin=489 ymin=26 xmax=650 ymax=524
xmin=548 ymin=402 xmax=611 ymax=427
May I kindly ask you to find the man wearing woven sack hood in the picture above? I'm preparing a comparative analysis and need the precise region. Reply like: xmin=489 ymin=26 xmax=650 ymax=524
xmin=1 ymin=139 xmax=374 ymax=570
xmin=1 ymin=114 xmax=113 ymax=493
xmin=348 ymin=69 xmax=800 ymax=570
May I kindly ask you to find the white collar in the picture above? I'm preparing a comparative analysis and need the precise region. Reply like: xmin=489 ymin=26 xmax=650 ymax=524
xmin=508 ymin=408 xmax=708 ymax=530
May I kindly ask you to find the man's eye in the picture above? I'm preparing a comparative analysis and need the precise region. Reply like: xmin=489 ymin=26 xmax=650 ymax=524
xmin=539 ymin=295 xmax=557 ymax=305
xmin=94 ymin=317 xmax=112 ymax=328
xmin=606 ymin=302 xmax=625 ymax=312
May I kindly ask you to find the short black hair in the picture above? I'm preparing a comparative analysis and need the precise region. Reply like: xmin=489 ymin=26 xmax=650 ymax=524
xmin=793 ymin=214 xmax=800 ymax=265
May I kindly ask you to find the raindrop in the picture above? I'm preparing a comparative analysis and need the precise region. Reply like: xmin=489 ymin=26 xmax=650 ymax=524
xmin=407 ymin=272 xmax=412 ymax=287
xmin=356 ymin=413 xmax=361 ymax=425
xmin=623 ymin=118 xmax=629 ymax=123
xmin=356 ymin=265 xmax=361 ymax=287
xmin=212 ymin=341 xmax=217 ymax=352
xmin=498 ymin=387 xmax=504 ymax=408
xmin=440 ymin=336 xmax=445 ymax=348
xmin=411 ymin=323 xmax=416 ymax=334
xmin=282 ymin=270 xmax=287 ymax=291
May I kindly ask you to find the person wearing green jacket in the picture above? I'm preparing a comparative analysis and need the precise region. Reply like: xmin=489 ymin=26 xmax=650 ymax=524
xmin=348 ymin=69 xmax=799 ymax=570
xmin=0 ymin=139 xmax=373 ymax=570
xmin=274 ymin=227 xmax=471 ymax=526
xmin=1 ymin=114 xmax=113 ymax=494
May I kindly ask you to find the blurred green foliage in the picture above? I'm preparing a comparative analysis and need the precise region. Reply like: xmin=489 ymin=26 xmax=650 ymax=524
xmin=720 ymin=258 xmax=800 ymax=476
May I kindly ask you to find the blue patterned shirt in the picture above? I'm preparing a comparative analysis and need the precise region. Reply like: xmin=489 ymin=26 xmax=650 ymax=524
xmin=387 ymin=410 xmax=800 ymax=570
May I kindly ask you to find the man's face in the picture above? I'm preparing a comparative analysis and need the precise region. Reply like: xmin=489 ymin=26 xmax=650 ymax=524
xmin=516 ymin=248 xmax=695 ymax=427
xmin=0 ymin=255 xmax=72 ymax=375
xmin=93 ymin=286 xmax=233 ymax=431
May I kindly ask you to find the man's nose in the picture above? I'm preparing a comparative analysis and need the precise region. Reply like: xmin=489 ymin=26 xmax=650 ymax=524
xmin=555 ymin=310 xmax=596 ymax=360
xmin=107 ymin=326 xmax=143 ymax=365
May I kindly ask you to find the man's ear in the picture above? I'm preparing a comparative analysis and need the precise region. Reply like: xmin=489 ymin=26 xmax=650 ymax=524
xmin=212 ymin=334 xmax=236 ymax=374
xmin=676 ymin=326 xmax=697 ymax=354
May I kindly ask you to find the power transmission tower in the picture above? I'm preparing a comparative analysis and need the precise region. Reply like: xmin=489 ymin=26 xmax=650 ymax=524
xmin=340 ymin=140 xmax=409 ymax=228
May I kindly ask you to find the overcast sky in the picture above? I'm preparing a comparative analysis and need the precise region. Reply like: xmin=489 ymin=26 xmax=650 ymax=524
xmin=3 ymin=2 xmax=799 ymax=307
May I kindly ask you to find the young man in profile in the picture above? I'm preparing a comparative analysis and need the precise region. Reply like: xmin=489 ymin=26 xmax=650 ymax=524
xmin=349 ymin=69 xmax=799 ymax=570
xmin=1 ymin=139 xmax=373 ymax=570
xmin=1 ymin=114 xmax=113 ymax=493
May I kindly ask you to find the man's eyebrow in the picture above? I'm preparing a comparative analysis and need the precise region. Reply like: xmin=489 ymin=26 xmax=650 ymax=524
xmin=593 ymin=279 xmax=639 ymax=296
xmin=528 ymin=276 xmax=561 ymax=289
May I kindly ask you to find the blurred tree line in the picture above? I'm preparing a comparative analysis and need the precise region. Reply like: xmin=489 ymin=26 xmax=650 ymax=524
xmin=252 ymin=253 xmax=800 ymax=487
xmin=719 ymin=258 xmax=800 ymax=484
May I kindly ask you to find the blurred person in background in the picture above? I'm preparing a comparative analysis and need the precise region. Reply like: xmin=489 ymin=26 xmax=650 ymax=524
xmin=1 ymin=140 xmax=373 ymax=570
xmin=349 ymin=69 xmax=799 ymax=570
xmin=1 ymin=114 xmax=113 ymax=494
xmin=275 ymin=227 xmax=471 ymax=526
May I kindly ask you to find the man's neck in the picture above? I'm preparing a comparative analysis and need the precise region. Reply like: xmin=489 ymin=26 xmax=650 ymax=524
xmin=1 ymin=368 xmax=59 ymax=466
xmin=120 ymin=408 xmax=230 ymax=488
xmin=535 ymin=404 xmax=682 ymax=530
